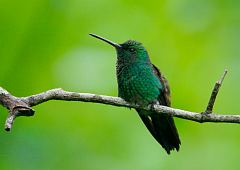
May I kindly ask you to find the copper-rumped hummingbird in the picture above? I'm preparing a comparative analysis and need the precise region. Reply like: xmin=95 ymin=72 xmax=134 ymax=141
xmin=89 ymin=33 xmax=181 ymax=154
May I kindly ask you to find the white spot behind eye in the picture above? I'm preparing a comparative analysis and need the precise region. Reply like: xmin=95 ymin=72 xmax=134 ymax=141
xmin=130 ymin=48 xmax=135 ymax=52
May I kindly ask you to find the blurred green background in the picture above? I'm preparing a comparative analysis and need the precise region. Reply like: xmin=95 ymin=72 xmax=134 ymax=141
xmin=1 ymin=0 xmax=240 ymax=169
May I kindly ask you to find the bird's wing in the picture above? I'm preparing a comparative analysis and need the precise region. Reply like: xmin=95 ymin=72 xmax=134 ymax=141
xmin=152 ymin=64 xmax=171 ymax=106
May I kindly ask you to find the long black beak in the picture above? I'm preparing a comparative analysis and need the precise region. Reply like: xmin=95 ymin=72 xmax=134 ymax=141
xmin=89 ymin=33 xmax=121 ymax=48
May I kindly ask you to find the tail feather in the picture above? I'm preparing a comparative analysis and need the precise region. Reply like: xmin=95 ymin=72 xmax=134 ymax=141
xmin=137 ymin=109 xmax=181 ymax=154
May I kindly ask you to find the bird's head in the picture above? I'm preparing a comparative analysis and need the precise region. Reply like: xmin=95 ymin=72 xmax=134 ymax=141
xmin=89 ymin=34 xmax=150 ymax=64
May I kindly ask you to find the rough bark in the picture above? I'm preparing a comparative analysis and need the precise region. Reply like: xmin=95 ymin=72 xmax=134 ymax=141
xmin=0 ymin=70 xmax=240 ymax=131
xmin=0 ymin=69 xmax=239 ymax=131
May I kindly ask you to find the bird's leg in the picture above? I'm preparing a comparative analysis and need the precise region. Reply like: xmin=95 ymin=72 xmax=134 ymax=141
xmin=148 ymin=100 xmax=160 ymax=113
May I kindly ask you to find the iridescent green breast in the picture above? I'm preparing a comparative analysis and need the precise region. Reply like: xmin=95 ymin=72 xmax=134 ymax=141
xmin=117 ymin=63 xmax=162 ymax=106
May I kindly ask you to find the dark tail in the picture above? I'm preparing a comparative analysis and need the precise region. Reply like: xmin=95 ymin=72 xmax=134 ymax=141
xmin=137 ymin=109 xmax=181 ymax=154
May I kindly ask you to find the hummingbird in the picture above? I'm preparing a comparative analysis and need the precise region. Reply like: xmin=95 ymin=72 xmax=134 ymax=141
xmin=89 ymin=33 xmax=181 ymax=154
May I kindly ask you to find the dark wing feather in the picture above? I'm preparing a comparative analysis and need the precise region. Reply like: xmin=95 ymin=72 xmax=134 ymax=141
xmin=152 ymin=64 xmax=171 ymax=106
xmin=152 ymin=64 xmax=181 ymax=148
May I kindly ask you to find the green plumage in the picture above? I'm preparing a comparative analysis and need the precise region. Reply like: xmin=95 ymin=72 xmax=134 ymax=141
xmin=117 ymin=63 xmax=161 ymax=105
xmin=90 ymin=34 xmax=181 ymax=154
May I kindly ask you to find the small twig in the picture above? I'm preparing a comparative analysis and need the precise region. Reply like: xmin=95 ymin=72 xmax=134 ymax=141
xmin=204 ymin=69 xmax=228 ymax=114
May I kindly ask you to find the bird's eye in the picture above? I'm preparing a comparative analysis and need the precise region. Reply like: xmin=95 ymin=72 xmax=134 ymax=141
xmin=129 ymin=48 xmax=135 ymax=52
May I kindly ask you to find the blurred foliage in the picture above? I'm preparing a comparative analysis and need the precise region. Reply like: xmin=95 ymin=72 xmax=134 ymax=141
xmin=0 ymin=0 xmax=240 ymax=169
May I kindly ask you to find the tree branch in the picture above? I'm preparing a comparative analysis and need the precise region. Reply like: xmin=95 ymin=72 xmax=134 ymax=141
xmin=0 ymin=70 xmax=239 ymax=132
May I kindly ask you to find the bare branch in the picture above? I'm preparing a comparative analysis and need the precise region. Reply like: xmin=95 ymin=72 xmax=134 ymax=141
xmin=205 ymin=69 xmax=228 ymax=114
xmin=0 ymin=87 xmax=34 ymax=131
xmin=0 ymin=73 xmax=240 ymax=131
